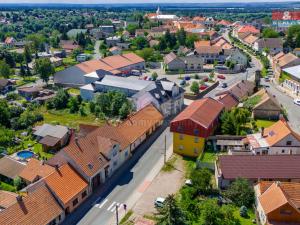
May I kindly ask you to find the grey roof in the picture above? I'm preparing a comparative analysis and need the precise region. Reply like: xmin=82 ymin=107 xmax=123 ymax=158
xmin=95 ymin=76 xmax=154 ymax=91
xmin=33 ymin=124 xmax=68 ymax=139
xmin=54 ymin=66 xmax=86 ymax=86
xmin=283 ymin=65 xmax=300 ymax=80
xmin=256 ymin=38 xmax=283 ymax=49
xmin=0 ymin=157 xmax=26 ymax=179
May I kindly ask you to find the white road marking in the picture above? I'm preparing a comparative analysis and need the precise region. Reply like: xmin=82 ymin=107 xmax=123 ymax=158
xmin=107 ymin=202 xmax=116 ymax=211
xmin=110 ymin=203 xmax=120 ymax=212
xmin=99 ymin=199 xmax=108 ymax=208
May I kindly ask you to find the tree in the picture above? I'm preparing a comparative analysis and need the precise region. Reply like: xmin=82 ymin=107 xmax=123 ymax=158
xmin=132 ymin=36 xmax=148 ymax=50
xmin=94 ymin=93 xmax=111 ymax=115
xmin=262 ymin=28 xmax=279 ymax=38
xmin=186 ymin=34 xmax=199 ymax=48
xmin=136 ymin=48 xmax=154 ymax=61
xmin=239 ymin=206 xmax=248 ymax=218
xmin=20 ymin=64 xmax=26 ymax=77
xmin=68 ymin=97 xmax=80 ymax=113
xmin=13 ymin=177 xmax=25 ymax=191
xmin=24 ymin=45 xmax=32 ymax=69
xmin=225 ymin=178 xmax=254 ymax=207
xmin=221 ymin=107 xmax=251 ymax=135
xmin=190 ymin=81 xmax=199 ymax=95
xmin=156 ymin=194 xmax=187 ymax=225
xmin=34 ymin=58 xmax=54 ymax=84
xmin=190 ymin=168 xmax=212 ymax=195
xmin=119 ymin=102 xmax=132 ymax=119
xmin=176 ymin=28 xmax=187 ymax=46
xmin=0 ymin=99 xmax=10 ymax=127
xmin=151 ymin=72 xmax=158 ymax=81
xmin=199 ymin=199 xmax=224 ymax=225
xmin=47 ymin=89 xmax=70 ymax=110
xmin=126 ymin=24 xmax=139 ymax=35
xmin=0 ymin=60 xmax=11 ymax=78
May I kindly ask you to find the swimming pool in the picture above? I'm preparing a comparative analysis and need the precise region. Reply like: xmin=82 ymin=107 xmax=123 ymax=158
xmin=17 ymin=150 xmax=34 ymax=160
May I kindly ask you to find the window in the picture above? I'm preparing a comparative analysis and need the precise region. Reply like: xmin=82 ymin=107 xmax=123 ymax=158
xmin=280 ymin=209 xmax=293 ymax=215
xmin=73 ymin=198 xmax=78 ymax=207
xmin=179 ymin=145 xmax=184 ymax=150
xmin=193 ymin=129 xmax=199 ymax=135
xmin=282 ymin=149 xmax=285 ymax=153
xmin=194 ymin=137 xmax=199 ymax=143
xmin=286 ymin=141 xmax=292 ymax=146
xmin=125 ymin=151 xmax=129 ymax=157
xmin=179 ymin=134 xmax=184 ymax=140
xmin=82 ymin=191 xmax=87 ymax=199
xmin=113 ymin=161 xmax=118 ymax=167
xmin=112 ymin=149 xmax=117 ymax=157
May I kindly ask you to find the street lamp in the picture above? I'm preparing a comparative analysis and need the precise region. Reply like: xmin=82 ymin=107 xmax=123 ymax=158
xmin=115 ymin=204 xmax=119 ymax=225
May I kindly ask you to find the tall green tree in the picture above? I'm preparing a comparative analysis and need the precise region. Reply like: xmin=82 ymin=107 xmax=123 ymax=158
xmin=190 ymin=81 xmax=199 ymax=95
xmin=225 ymin=178 xmax=254 ymax=207
xmin=34 ymin=58 xmax=54 ymax=84
xmin=156 ymin=194 xmax=187 ymax=225
xmin=176 ymin=28 xmax=187 ymax=46
xmin=190 ymin=168 xmax=212 ymax=195
xmin=0 ymin=60 xmax=11 ymax=78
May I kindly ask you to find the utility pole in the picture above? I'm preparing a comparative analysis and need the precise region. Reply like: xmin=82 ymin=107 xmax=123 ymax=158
xmin=164 ymin=134 xmax=167 ymax=164
xmin=116 ymin=204 xmax=119 ymax=225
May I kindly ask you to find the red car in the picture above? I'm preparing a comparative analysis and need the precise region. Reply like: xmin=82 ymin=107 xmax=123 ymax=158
xmin=202 ymin=77 xmax=209 ymax=82
xmin=199 ymin=85 xmax=208 ymax=90
xmin=217 ymin=75 xmax=226 ymax=79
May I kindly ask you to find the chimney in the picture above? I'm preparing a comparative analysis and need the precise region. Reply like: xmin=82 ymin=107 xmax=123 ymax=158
xmin=41 ymin=160 xmax=44 ymax=166
xmin=54 ymin=164 xmax=59 ymax=171
xmin=275 ymin=181 xmax=281 ymax=187
xmin=261 ymin=127 xmax=265 ymax=137
xmin=16 ymin=195 xmax=22 ymax=202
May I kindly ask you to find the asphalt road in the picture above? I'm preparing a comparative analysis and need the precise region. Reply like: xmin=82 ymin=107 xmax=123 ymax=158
xmin=261 ymin=79 xmax=300 ymax=133
xmin=62 ymin=120 xmax=172 ymax=225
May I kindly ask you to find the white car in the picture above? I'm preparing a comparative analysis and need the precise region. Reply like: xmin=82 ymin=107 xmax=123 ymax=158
xmin=154 ymin=197 xmax=165 ymax=208
xmin=294 ymin=99 xmax=300 ymax=106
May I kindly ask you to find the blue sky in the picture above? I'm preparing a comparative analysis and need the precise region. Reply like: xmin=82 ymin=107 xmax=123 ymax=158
xmin=1 ymin=0 xmax=300 ymax=3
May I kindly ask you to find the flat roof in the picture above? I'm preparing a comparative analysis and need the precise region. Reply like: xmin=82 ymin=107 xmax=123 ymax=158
xmin=283 ymin=65 xmax=300 ymax=80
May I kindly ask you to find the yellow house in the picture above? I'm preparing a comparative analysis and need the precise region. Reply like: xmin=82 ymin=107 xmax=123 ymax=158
xmin=170 ymin=98 xmax=224 ymax=157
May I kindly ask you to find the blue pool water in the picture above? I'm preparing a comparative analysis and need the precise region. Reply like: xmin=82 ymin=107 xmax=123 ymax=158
xmin=17 ymin=150 xmax=34 ymax=159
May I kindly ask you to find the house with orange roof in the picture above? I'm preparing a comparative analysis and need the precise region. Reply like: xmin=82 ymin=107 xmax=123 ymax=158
xmin=19 ymin=158 xmax=55 ymax=185
xmin=4 ymin=37 xmax=16 ymax=48
xmin=44 ymin=164 xmax=89 ymax=214
xmin=242 ymin=34 xmax=259 ymax=47
xmin=47 ymin=104 xmax=163 ymax=191
xmin=255 ymin=181 xmax=300 ymax=225
xmin=54 ymin=52 xmax=145 ymax=87
xmin=217 ymin=20 xmax=232 ymax=27
xmin=0 ymin=190 xmax=17 ymax=211
xmin=0 ymin=185 xmax=64 ymax=225
xmin=233 ymin=25 xmax=260 ymax=39
xmin=246 ymin=119 xmax=300 ymax=155
xmin=170 ymin=97 xmax=224 ymax=157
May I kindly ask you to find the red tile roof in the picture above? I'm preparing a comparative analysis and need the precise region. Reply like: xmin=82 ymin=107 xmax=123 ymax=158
xmin=0 ymin=191 xmax=17 ymax=209
xmin=215 ymin=93 xmax=239 ymax=110
xmin=0 ymin=185 xmax=63 ymax=225
xmin=171 ymin=97 xmax=224 ymax=129
xmin=45 ymin=164 xmax=88 ymax=206
xmin=218 ymin=155 xmax=300 ymax=180
xmin=238 ymin=25 xmax=260 ymax=34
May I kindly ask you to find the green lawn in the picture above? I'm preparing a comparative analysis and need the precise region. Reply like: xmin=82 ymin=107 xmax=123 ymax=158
xmin=63 ymin=57 xmax=77 ymax=66
xmin=201 ymin=149 xmax=217 ymax=163
xmin=0 ymin=181 xmax=16 ymax=192
xmin=233 ymin=207 xmax=256 ymax=225
xmin=255 ymin=119 xmax=276 ymax=129
xmin=40 ymin=107 xmax=103 ymax=129
xmin=67 ymin=88 xmax=81 ymax=95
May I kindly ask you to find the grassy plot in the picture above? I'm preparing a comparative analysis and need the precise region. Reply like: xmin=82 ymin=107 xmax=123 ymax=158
xmin=255 ymin=119 xmax=276 ymax=129
xmin=233 ymin=207 xmax=256 ymax=225
xmin=40 ymin=107 xmax=103 ymax=129
xmin=0 ymin=182 xmax=16 ymax=192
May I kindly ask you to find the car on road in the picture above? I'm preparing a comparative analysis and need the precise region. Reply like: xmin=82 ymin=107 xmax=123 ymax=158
xmin=184 ymin=76 xmax=191 ymax=81
xmin=217 ymin=75 xmax=226 ymax=80
xmin=294 ymin=99 xmax=300 ymax=106
xmin=202 ymin=77 xmax=209 ymax=82
xmin=154 ymin=197 xmax=165 ymax=208
xmin=221 ymin=83 xmax=228 ymax=88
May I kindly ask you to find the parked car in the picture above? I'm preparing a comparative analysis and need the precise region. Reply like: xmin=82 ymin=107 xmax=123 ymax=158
xmin=199 ymin=85 xmax=207 ymax=90
xmin=154 ymin=197 xmax=165 ymax=208
xmin=217 ymin=75 xmax=226 ymax=80
xmin=184 ymin=76 xmax=191 ymax=81
xmin=131 ymin=70 xmax=141 ymax=76
xmin=202 ymin=77 xmax=209 ymax=82
xmin=221 ymin=83 xmax=228 ymax=88
xmin=294 ymin=99 xmax=300 ymax=106
xmin=143 ymin=76 xmax=148 ymax=80
xmin=264 ymin=77 xmax=270 ymax=82
xmin=179 ymin=80 xmax=186 ymax=86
